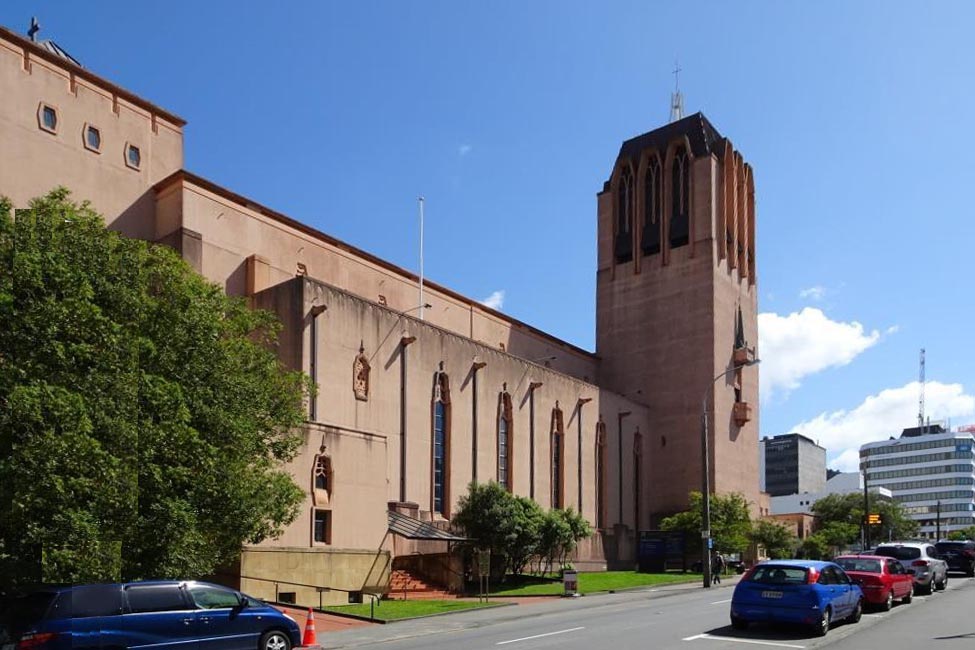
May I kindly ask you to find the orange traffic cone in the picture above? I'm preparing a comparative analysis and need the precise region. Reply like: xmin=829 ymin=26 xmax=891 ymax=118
xmin=302 ymin=607 xmax=317 ymax=647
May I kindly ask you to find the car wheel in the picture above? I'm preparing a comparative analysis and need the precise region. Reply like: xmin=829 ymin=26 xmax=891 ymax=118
xmin=937 ymin=574 xmax=947 ymax=591
xmin=814 ymin=607 xmax=831 ymax=637
xmin=967 ymin=564 xmax=975 ymax=578
xmin=731 ymin=616 xmax=749 ymax=630
xmin=259 ymin=630 xmax=292 ymax=650
xmin=920 ymin=581 xmax=933 ymax=595
xmin=882 ymin=591 xmax=893 ymax=612
xmin=849 ymin=599 xmax=862 ymax=624
xmin=902 ymin=586 xmax=913 ymax=604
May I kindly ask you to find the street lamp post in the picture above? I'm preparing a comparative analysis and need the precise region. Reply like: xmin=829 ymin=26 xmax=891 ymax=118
xmin=936 ymin=500 xmax=942 ymax=541
xmin=701 ymin=358 xmax=759 ymax=589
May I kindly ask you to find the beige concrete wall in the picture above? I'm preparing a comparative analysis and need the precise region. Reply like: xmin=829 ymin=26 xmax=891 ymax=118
xmin=157 ymin=176 xmax=599 ymax=383
xmin=0 ymin=30 xmax=183 ymax=239
xmin=239 ymin=547 xmax=390 ymax=608
xmin=252 ymin=276 xmax=647 ymax=558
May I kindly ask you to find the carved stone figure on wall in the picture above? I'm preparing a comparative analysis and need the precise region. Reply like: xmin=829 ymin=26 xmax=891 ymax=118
xmin=353 ymin=341 xmax=370 ymax=401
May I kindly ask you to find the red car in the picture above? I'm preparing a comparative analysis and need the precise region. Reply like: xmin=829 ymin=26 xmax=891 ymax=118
xmin=834 ymin=555 xmax=914 ymax=610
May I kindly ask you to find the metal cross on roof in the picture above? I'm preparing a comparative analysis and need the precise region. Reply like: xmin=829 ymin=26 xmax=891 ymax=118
xmin=28 ymin=16 xmax=41 ymax=42
xmin=672 ymin=59 xmax=682 ymax=92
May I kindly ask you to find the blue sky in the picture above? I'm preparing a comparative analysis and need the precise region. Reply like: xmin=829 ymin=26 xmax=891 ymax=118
xmin=5 ymin=1 xmax=973 ymax=470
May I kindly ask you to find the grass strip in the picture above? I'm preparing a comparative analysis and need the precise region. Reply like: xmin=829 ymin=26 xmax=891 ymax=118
xmin=325 ymin=599 xmax=503 ymax=621
xmin=487 ymin=571 xmax=705 ymax=596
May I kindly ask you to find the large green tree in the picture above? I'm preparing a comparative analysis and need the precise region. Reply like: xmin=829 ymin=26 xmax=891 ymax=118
xmin=660 ymin=491 xmax=752 ymax=555
xmin=0 ymin=190 xmax=311 ymax=587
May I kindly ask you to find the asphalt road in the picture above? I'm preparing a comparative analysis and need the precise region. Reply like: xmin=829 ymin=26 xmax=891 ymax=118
xmin=323 ymin=574 xmax=975 ymax=650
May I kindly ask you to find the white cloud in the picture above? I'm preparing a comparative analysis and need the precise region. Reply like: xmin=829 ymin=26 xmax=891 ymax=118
xmin=792 ymin=381 xmax=975 ymax=471
xmin=481 ymin=290 xmax=505 ymax=310
xmin=758 ymin=308 xmax=881 ymax=400
xmin=799 ymin=285 xmax=827 ymax=301
xmin=458 ymin=144 xmax=472 ymax=156
xmin=885 ymin=325 xmax=900 ymax=335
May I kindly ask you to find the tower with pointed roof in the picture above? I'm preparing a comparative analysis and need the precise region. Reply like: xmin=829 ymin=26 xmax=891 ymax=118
xmin=595 ymin=112 xmax=761 ymax=521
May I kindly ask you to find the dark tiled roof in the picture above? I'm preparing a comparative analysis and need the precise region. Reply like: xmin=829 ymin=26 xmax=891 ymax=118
xmin=387 ymin=511 xmax=469 ymax=541
xmin=614 ymin=112 xmax=727 ymax=169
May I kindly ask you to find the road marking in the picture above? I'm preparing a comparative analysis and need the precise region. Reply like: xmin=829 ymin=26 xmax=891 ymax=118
xmin=710 ymin=598 xmax=733 ymax=604
xmin=497 ymin=627 xmax=585 ymax=645
xmin=682 ymin=633 xmax=805 ymax=648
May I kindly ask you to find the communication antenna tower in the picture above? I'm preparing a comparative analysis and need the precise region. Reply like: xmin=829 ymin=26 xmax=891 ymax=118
xmin=918 ymin=348 xmax=925 ymax=433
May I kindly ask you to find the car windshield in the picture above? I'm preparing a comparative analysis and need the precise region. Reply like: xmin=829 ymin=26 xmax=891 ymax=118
xmin=936 ymin=542 xmax=969 ymax=552
xmin=747 ymin=565 xmax=808 ymax=584
xmin=874 ymin=546 xmax=920 ymax=560
xmin=835 ymin=558 xmax=881 ymax=573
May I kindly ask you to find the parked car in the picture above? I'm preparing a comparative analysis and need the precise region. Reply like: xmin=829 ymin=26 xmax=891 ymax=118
xmin=730 ymin=560 xmax=863 ymax=637
xmin=872 ymin=542 xmax=948 ymax=594
xmin=834 ymin=555 xmax=914 ymax=610
xmin=0 ymin=580 xmax=301 ymax=650
xmin=934 ymin=540 xmax=975 ymax=577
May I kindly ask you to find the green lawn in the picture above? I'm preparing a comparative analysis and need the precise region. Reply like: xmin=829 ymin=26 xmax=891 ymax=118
xmin=487 ymin=571 xmax=704 ymax=596
xmin=325 ymin=599 xmax=503 ymax=621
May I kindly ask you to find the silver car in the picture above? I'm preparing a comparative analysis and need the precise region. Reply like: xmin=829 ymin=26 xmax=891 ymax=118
xmin=873 ymin=542 xmax=948 ymax=594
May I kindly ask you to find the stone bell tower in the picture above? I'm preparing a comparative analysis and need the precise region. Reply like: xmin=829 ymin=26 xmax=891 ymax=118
xmin=595 ymin=113 xmax=760 ymax=521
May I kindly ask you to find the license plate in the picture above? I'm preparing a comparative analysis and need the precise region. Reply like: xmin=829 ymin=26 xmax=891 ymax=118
xmin=761 ymin=590 xmax=783 ymax=599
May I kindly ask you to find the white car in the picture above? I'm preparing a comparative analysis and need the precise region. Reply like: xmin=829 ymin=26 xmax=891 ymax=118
xmin=872 ymin=542 xmax=948 ymax=594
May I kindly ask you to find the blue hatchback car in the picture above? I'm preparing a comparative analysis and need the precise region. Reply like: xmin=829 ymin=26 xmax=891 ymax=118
xmin=0 ymin=581 xmax=301 ymax=650
xmin=730 ymin=560 xmax=864 ymax=636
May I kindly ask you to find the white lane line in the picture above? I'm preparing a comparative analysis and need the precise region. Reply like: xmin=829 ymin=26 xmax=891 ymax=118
xmin=710 ymin=598 xmax=733 ymax=604
xmin=496 ymin=627 xmax=585 ymax=645
xmin=682 ymin=633 xmax=805 ymax=648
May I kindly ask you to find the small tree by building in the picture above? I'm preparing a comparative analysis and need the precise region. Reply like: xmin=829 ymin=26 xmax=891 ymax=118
xmin=751 ymin=520 xmax=797 ymax=559
xmin=660 ymin=491 xmax=752 ymax=556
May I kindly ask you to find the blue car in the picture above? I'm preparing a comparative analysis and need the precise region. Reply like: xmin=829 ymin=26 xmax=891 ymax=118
xmin=730 ymin=560 xmax=863 ymax=637
xmin=0 ymin=580 xmax=302 ymax=650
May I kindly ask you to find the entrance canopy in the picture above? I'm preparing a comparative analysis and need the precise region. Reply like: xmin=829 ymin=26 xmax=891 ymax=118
xmin=387 ymin=510 xmax=470 ymax=542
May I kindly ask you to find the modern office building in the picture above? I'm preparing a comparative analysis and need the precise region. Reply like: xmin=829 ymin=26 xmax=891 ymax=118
xmin=761 ymin=433 xmax=827 ymax=497
xmin=769 ymin=471 xmax=891 ymax=516
xmin=860 ymin=424 xmax=975 ymax=539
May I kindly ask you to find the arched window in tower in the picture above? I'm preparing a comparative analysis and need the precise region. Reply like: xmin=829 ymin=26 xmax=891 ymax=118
xmin=670 ymin=146 xmax=690 ymax=248
xmin=432 ymin=365 xmax=451 ymax=517
xmin=615 ymin=166 xmax=634 ymax=263
xmin=642 ymin=156 xmax=662 ymax=256
xmin=551 ymin=402 xmax=565 ymax=509
xmin=633 ymin=429 xmax=643 ymax=529
xmin=497 ymin=386 xmax=513 ymax=491
xmin=595 ymin=418 xmax=607 ymax=529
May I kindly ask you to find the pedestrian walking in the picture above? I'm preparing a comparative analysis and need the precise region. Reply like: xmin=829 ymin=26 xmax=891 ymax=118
xmin=711 ymin=551 xmax=725 ymax=585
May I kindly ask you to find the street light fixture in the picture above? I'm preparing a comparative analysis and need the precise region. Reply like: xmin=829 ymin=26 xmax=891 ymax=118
xmin=701 ymin=357 xmax=760 ymax=589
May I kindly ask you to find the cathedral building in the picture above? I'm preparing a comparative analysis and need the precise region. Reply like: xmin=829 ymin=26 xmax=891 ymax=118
xmin=0 ymin=23 xmax=760 ymax=604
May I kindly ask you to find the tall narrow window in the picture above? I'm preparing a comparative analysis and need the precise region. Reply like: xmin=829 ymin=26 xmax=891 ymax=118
xmin=670 ymin=146 xmax=690 ymax=248
xmin=551 ymin=403 xmax=564 ymax=509
xmin=313 ymin=509 xmax=331 ymax=544
xmin=432 ymin=366 xmax=451 ymax=517
xmin=497 ymin=386 xmax=513 ymax=491
xmin=642 ymin=156 xmax=662 ymax=255
xmin=633 ymin=429 xmax=643 ymax=530
xmin=595 ymin=419 xmax=607 ymax=529
xmin=615 ymin=166 xmax=634 ymax=263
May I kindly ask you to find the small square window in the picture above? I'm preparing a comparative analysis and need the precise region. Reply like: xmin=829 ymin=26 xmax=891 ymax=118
xmin=313 ymin=509 xmax=331 ymax=544
xmin=125 ymin=143 xmax=141 ymax=170
xmin=84 ymin=125 xmax=101 ymax=152
xmin=37 ymin=103 xmax=58 ymax=134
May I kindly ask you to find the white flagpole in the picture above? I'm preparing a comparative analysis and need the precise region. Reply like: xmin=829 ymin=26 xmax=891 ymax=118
xmin=418 ymin=196 xmax=425 ymax=321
